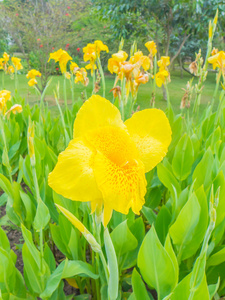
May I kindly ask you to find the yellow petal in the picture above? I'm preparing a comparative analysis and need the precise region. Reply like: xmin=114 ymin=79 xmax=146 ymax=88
xmin=56 ymin=204 xmax=87 ymax=234
xmin=48 ymin=138 xmax=102 ymax=202
xmin=73 ymin=95 xmax=126 ymax=138
xmin=124 ymin=109 xmax=172 ymax=172
xmin=93 ymin=151 xmax=146 ymax=215
xmin=103 ymin=204 xmax=113 ymax=227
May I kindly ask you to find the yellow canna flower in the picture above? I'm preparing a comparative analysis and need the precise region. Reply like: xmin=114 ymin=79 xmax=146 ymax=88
xmin=65 ymin=72 xmax=71 ymax=79
xmin=0 ymin=90 xmax=11 ymax=115
xmin=108 ymin=51 xmax=128 ymax=75
xmin=7 ymin=66 xmax=14 ymax=74
xmin=75 ymin=68 xmax=89 ymax=86
xmin=85 ymin=63 xmax=97 ymax=75
xmin=130 ymin=51 xmax=151 ymax=71
xmin=70 ymin=62 xmax=79 ymax=75
xmin=157 ymin=56 xmax=170 ymax=71
xmin=94 ymin=40 xmax=109 ymax=55
xmin=209 ymin=20 xmax=213 ymax=39
xmin=83 ymin=43 xmax=97 ymax=64
xmin=112 ymin=50 xmax=128 ymax=62
xmin=48 ymin=95 xmax=172 ymax=227
xmin=135 ymin=72 xmax=149 ymax=85
xmin=0 ymin=58 xmax=4 ymax=70
xmin=5 ymin=104 xmax=22 ymax=115
xmin=48 ymin=49 xmax=72 ymax=74
xmin=11 ymin=57 xmax=23 ymax=71
xmin=211 ymin=47 xmax=218 ymax=56
xmin=155 ymin=70 xmax=169 ymax=87
xmin=3 ymin=52 xmax=10 ymax=63
xmin=145 ymin=41 xmax=157 ymax=57
xmin=26 ymin=69 xmax=41 ymax=79
xmin=28 ymin=78 xmax=38 ymax=87
xmin=208 ymin=51 xmax=225 ymax=72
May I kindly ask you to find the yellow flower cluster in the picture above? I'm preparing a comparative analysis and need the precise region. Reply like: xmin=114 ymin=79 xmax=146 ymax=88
xmin=26 ymin=69 xmax=42 ymax=87
xmin=48 ymin=95 xmax=172 ymax=227
xmin=0 ymin=90 xmax=22 ymax=116
xmin=108 ymin=49 xmax=150 ymax=96
xmin=11 ymin=57 xmax=23 ymax=71
xmin=155 ymin=56 xmax=170 ymax=87
xmin=0 ymin=52 xmax=23 ymax=74
xmin=83 ymin=40 xmax=108 ymax=73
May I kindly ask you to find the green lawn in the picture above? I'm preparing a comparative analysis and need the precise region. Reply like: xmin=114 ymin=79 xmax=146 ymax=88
xmin=3 ymin=70 xmax=218 ymax=114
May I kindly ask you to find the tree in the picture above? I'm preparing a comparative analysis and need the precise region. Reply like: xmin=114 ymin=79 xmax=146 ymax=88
xmin=0 ymin=0 xmax=87 ymax=90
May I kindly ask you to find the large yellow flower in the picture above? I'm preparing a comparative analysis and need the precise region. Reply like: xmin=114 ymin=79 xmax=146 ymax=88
xmin=208 ymin=51 xmax=225 ymax=72
xmin=48 ymin=49 xmax=72 ymax=74
xmin=26 ymin=69 xmax=41 ymax=79
xmin=48 ymin=96 xmax=171 ymax=226
xmin=11 ymin=57 xmax=23 ymax=71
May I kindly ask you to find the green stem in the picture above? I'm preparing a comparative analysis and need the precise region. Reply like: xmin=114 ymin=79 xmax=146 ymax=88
xmin=15 ymin=70 xmax=18 ymax=91
xmin=92 ymin=68 xmax=96 ymax=94
xmin=2 ymin=71 xmax=4 ymax=89
xmin=0 ymin=116 xmax=12 ymax=183
xmin=71 ymin=74 xmax=75 ymax=105
xmin=211 ymin=71 xmax=221 ymax=111
xmin=97 ymin=56 xmax=106 ymax=97
xmin=54 ymin=87 xmax=70 ymax=146
xmin=152 ymin=55 xmax=157 ymax=108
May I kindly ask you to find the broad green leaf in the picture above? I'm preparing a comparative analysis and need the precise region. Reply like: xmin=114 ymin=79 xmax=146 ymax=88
xmin=41 ymin=259 xmax=98 ymax=298
xmin=192 ymin=148 xmax=214 ymax=191
xmin=132 ymin=268 xmax=150 ymax=300
xmin=141 ymin=206 xmax=156 ymax=225
xmin=157 ymin=163 xmax=181 ymax=199
xmin=169 ymin=193 xmax=201 ymax=261
xmin=104 ymin=228 xmax=118 ymax=300
xmin=172 ymin=134 xmax=194 ymax=180
xmin=207 ymin=246 xmax=225 ymax=267
xmin=138 ymin=226 xmax=178 ymax=300
xmin=170 ymin=273 xmax=210 ymax=300
xmin=33 ymin=199 xmax=50 ymax=231
xmin=110 ymin=220 xmax=138 ymax=257
xmin=155 ymin=206 xmax=172 ymax=245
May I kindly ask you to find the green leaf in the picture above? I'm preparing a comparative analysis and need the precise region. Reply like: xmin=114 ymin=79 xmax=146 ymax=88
xmin=110 ymin=220 xmax=138 ymax=257
xmin=170 ymin=273 xmax=210 ymax=300
xmin=192 ymin=148 xmax=214 ymax=191
xmin=104 ymin=228 xmax=118 ymax=300
xmin=155 ymin=206 xmax=172 ymax=245
xmin=157 ymin=163 xmax=181 ymax=199
xmin=138 ymin=226 xmax=178 ymax=300
xmin=132 ymin=268 xmax=150 ymax=300
xmin=141 ymin=206 xmax=156 ymax=225
xmin=169 ymin=192 xmax=201 ymax=261
xmin=33 ymin=199 xmax=50 ymax=231
xmin=172 ymin=134 xmax=194 ymax=180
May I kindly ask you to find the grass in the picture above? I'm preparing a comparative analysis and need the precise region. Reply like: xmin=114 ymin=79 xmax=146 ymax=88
xmin=2 ymin=69 xmax=219 ymax=114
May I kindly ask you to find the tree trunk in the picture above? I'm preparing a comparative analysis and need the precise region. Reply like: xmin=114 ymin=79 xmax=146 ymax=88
xmin=179 ymin=56 xmax=183 ymax=79
xmin=162 ymin=85 xmax=167 ymax=101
